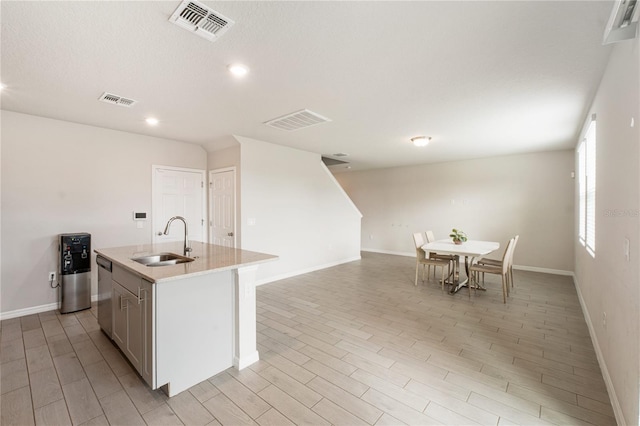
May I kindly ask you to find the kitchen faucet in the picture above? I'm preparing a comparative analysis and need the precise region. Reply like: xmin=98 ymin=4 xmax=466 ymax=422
xmin=163 ymin=216 xmax=192 ymax=256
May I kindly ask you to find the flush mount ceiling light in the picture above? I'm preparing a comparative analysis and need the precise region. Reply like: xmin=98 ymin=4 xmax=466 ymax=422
xmin=145 ymin=117 xmax=159 ymax=126
xmin=228 ymin=64 xmax=249 ymax=77
xmin=411 ymin=136 xmax=431 ymax=147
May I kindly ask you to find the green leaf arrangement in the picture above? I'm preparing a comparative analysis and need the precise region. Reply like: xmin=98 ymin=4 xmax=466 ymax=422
xmin=449 ymin=228 xmax=468 ymax=243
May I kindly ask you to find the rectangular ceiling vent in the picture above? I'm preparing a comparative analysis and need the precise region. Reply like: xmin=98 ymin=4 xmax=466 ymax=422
xmin=169 ymin=0 xmax=234 ymax=42
xmin=264 ymin=109 xmax=332 ymax=131
xmin=98 ymin=92 xmax=137 ymax=107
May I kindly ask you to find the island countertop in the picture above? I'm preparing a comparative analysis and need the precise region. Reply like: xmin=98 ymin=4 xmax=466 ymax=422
xmin=94 ymin=241 xmax=278 ymax=283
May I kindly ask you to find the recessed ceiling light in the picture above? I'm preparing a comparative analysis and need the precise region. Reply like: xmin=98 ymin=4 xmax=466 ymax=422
xmin=411 ymin=136 xmax=431 ymax=147
xmin=145 ymin=117 xmax=159 ymax=126
xmin=228 ymin=64 xmax=249 ymax=77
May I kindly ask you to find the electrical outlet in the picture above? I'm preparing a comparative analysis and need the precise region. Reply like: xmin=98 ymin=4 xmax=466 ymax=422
xmin=49 ymin=272 xmax=56 ymax=282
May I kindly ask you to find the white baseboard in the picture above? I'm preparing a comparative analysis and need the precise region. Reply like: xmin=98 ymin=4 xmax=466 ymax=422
xmin=233 ymin=350 xmax=260 ymax=370
xmin=361 ymin=248 xmax=414 ymax=257
xmin=0 ymin=294 xmax=98 ymax=320
xmin=255 ymin=255 xmax=361 ymax=286
xmin=573 ymin=276 xmax=625 ymax=425
xmin=1 ymin=302 xmax=60 ymax=320
xmin=512 ymin=264 xmax=575 ymax=277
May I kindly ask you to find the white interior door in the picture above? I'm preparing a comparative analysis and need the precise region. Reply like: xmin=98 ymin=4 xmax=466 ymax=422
xmin=209 ymin=168 xmax=236 ymax=248
xmin=152 ymin=166 xmax=206 ymax=244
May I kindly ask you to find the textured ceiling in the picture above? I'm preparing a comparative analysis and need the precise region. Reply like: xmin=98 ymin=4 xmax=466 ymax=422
xmin=1 ymin=1 xmax=613 ymax=171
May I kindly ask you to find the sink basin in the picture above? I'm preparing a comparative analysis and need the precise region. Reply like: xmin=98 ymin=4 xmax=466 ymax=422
xmin=132 ymin=252 xmax=194 ymax=267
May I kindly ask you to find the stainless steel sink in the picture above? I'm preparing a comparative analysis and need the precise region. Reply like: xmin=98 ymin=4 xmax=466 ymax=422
xmin=132 ymin=252 xmax=194 ymax=267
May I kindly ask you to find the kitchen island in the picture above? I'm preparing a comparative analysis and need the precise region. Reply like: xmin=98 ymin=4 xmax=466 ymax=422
xmin=94 ymin=241 xmax=277 ymax=397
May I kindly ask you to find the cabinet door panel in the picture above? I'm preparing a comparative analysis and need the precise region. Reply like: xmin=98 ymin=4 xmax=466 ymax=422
xmin=126 ymin=296 xmax=143 ymax=373
xmin=112 ymin=284 xmax=127 ymax=349
xmin=109 ymin=266 xmax=154 ymax=388
xmin=112 ymin=281 xmax=142 ymax=374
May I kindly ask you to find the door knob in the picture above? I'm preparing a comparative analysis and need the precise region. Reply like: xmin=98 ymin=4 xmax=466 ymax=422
xmin=227 ymin=232 xmax=234 ymax=237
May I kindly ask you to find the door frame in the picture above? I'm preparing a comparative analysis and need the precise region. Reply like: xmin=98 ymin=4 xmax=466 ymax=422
xmin=151 ymin=165 xmax=207 ymax=244
xmin=209 ymin=167 xmax=237 ymax=248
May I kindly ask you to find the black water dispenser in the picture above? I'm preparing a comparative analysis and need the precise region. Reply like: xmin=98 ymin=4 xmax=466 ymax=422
xmin=59 ymin=233 xmax=91 ymax=314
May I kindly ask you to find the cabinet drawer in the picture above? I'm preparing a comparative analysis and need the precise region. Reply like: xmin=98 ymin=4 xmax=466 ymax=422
xmin=113 ymin=266 xmax=142 ymax=295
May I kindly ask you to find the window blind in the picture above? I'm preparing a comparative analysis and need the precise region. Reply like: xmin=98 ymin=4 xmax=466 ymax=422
xmin=577 ymin=141 xmax=586 ymax=245
xmin=585 ymin=121 xmax=596 ymax=256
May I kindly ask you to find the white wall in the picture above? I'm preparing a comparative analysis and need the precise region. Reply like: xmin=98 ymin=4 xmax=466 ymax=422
xmin=208 ymin=145 xmax=240 ymax=171
xmin=237 ymin=136 xmax=362 ymax=284
xmin=336 ymin=150 xmax=575 ymax=272
xmin=574 ymin=37 xmax=639 ymax=425
xmin=1 ymin=111 xmax=207 ymax=316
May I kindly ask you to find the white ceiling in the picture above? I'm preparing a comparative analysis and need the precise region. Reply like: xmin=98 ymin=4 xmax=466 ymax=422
xmin=1 ymin=1 xmax=613 ymax=171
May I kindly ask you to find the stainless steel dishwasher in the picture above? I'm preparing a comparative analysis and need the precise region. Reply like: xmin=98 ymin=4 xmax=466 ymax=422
xmin=96 ymin=255 xmax=113 ymax=338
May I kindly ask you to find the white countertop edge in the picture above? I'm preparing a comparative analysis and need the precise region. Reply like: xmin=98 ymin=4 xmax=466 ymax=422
xmin=154 ymin=258 xmax=277 ymax=283
xmin=95 ymin=242 xmax=278 ymax=284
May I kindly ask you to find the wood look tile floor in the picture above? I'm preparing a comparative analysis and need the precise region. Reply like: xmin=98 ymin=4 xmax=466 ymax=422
xmin=1 ymin=252 xmax=615 ymax=425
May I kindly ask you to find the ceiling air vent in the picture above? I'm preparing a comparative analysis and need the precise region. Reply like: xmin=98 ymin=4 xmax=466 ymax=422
xmin=98 ymin=92 xmax=137 ymax=107
xmin=264 ymin=109 xmax=332 ymax=131
xmin=169 ymin=0 xmax=234 ymax=42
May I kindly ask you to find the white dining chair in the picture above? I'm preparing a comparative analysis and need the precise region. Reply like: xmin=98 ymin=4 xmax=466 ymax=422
xmin=477 ymin=235 xmax=519 ymax=291
xmin=425 ymin=230 xmax=456 ymax=279
xmin=413 ymin=232 xmax=451 ymax=291
xmin=469 ymin=237 xmax=515 ymax=303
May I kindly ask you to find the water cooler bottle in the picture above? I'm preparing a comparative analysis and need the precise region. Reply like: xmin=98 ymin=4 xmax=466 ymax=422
xmin=59 ymin=233 xmax=91 ymax=314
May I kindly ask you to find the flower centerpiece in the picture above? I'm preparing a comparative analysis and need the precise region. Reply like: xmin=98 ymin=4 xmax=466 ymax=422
xmin=449 ymin=228 xmax=468 ymax=245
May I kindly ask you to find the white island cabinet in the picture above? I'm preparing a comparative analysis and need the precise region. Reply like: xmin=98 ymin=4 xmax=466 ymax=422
xmin=95 ymin=241 xmax=277 ymax=397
